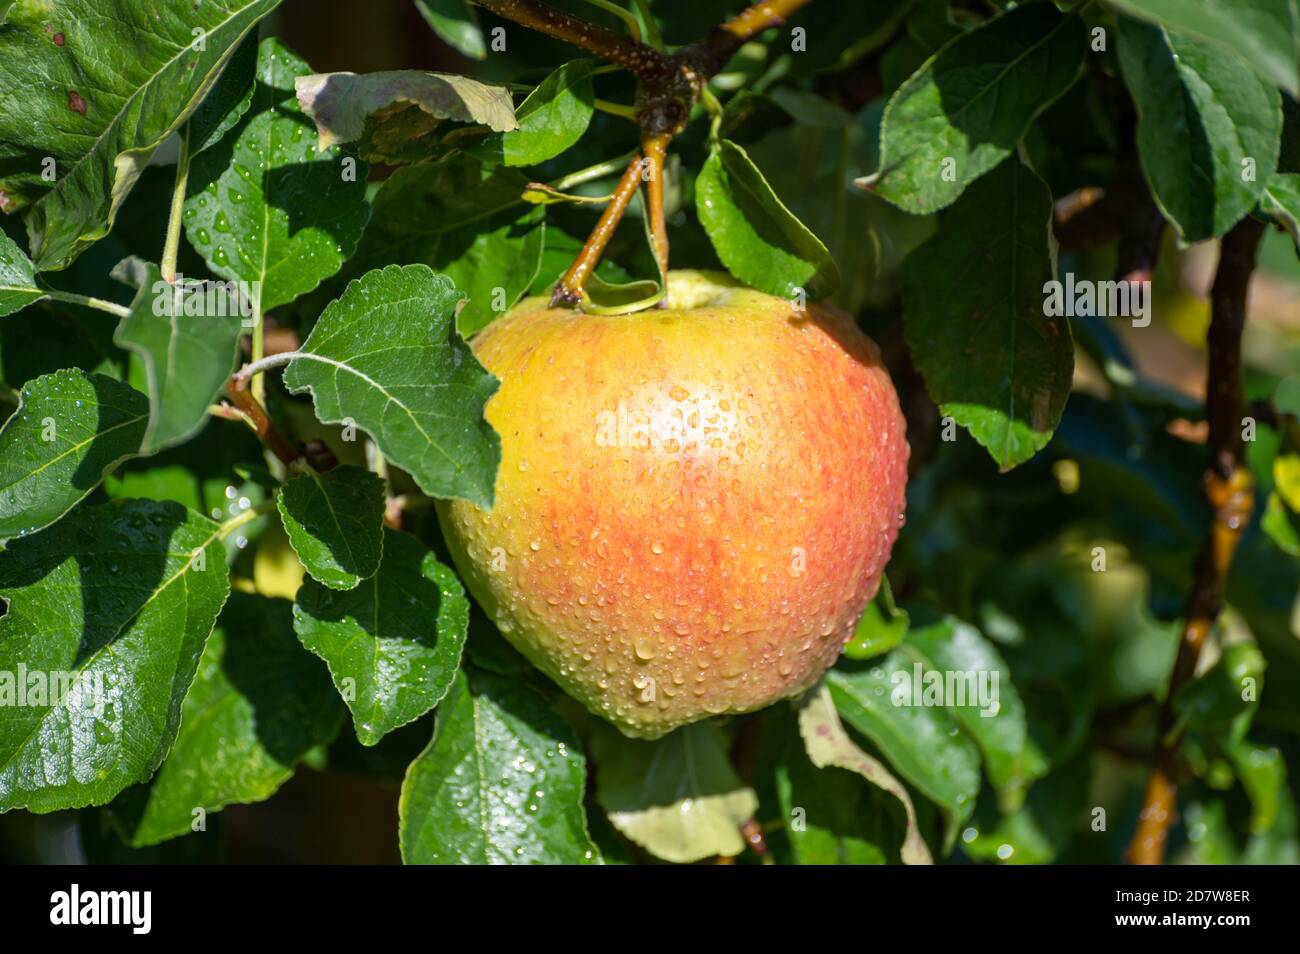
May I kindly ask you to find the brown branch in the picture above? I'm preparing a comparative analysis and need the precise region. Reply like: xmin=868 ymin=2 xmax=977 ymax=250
xmin=740 ymin=817 xmax=772 ymax=863
xmin=224 ymin=380 xmax=301 ymax=468
xmin=551 ymin=153 xmax=645 ymax=306
xmin=1127 ymin=217 xmax=1265 ymax=865
xmin=699 ymin=0 xmax=814 ymax=75
xmin=1113 ymin=183 xmax=1165 ymax=286
xmin=468 ymin=0 xmax=668 ymax=78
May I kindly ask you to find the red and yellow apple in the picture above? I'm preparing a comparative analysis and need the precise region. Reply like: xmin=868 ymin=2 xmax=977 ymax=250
xmin=437 ymin=270 xmax=909 ymax=738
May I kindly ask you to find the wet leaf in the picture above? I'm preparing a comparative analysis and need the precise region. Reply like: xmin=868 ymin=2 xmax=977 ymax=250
xmin=184 ymin=38 xmax=371 ymax=313
xmin=901 ymin=156 xmax=1071 ymax=470
xmin=277 ymin=465 xmax=385 ymax=590
xmin=797 ymin=684 xmax=933 ymax=864
xmin=0 ymin=500 xmax=229 ymax=812
xmin=697 ymin=139 xmax=839 ymax=300
xmin=867 ymin=3 xmax=1086 ymax=214
xmin=293 ymin=528 xmax=469 ymax=744
xmin=399 ymin=668 xmax=600 ymax=863
xmin=283 ymin=264 xmax=501 ymax=506
xmin=0 ymin=369 xmax=146 ymax=543
xmin=0 ymin=0 xmax=280 ymax=270
xmin=108 ymin=593 xmax=343 ymax=847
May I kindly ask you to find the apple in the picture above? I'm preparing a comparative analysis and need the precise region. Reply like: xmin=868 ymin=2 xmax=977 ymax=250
xmin=437 ymin=270 xmax=909 ymax=738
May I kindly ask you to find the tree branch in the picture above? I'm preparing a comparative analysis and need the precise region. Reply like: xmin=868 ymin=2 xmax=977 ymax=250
xmin=468 ymin=0 xmax=669 ymax=78
xmin=699 ymin=0 xmax=814 ymax=76
xmin=1127 ymin=217 xmax=1265 ymax=865
xmin=224 ymin=379 xmax=301 ymax=468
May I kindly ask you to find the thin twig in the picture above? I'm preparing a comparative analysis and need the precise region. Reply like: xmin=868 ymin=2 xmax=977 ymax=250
xmin=44 ymin=290 xmax=132 ymax=319
xmin=698 ymin=0 xmax=813 ymax=75
xmin=234 ymin=350 xmax=303 ymax=385
xmin=217 ymin=499 xmax=278 ymax=540
xmin=1127 ymin=217 xmax=1265 ymax=865
xmin=224 ymin=378 xmax=301 ymax=467
xmin=640 ymin=132 xmax=670 ymax=282
xmin=468 ymin=0 xmax=669 ymax=78
xmin=551 ymin=153 xmax=645 ymax=306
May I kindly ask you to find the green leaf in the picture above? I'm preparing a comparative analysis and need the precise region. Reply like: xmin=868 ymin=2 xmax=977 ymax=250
xmin=746 ymin=106 xmax=904 ymax=316
xmin=0 ymin=369 xmax=147 ymax=543
xmin=283 ymin=264 xmax=501 ymax=506
xmin=499 ymin=60 xmax=596 ymax=167
xmin=277 ymin=465 xmax=385 ymax=590
xmin=843 ymin=578 xmax=909 ymax=660
xmin=0 ymin=0 xmax=280 ymax=271
xmin=108 ymin=593 xmax=343 ymax=847
xmin=293 ymin=528 xmax=468 ymax=744
xmin=1107 ymin=0 xmax=1300 ymax=99
xmin=188 ymin=31 xmax=260 ymax=156
xmin=399 ymin=668 xmax=600 ymax=864
xmin=0 ymin=500 xmax=230 ymax=812
xmin=697 ymin=139 xmax=840 ymax=300
xmin=0 ymin=230 xmax=44 ymax=317
xmin=184 ymin=38 xmax=371 ymax=314
xmin=295 ymin=69 xmax=516 ymax=163
xmin=1173 ymin=641 xmax=1265 ymax=745
xmin=827 ymin=653 xmax=982 ymax=843
xmin=592 ymin=721 xmax=758 ymax=864
xmin=866 ymin=3 xmax=1086 ymax=214
xmin=1262 ymin=173 xmax=1300 ymax=254
xmin=347 ymin=157 xmax=544 ymax=336
xmin=901 ymin=156 xmax=1072 ymax=470
xmin=1227 ymin=740 xmax=1286 ymax=835
xmin=1263 ymin=491 xmax=1300 ymax=555
xmin=110 ymin=258 xmax=244 ymax=454
xmin=1117 ymin=17 xmax=1283 ymax=243
xmin=797 ymin=684 xmax=933 ymax=864
xmin=904 ymin=617 xmax=1048 ymax=812
xmin=774 ymin=716 xmax=896 ymax=864
xmin=414 ymin=0 xmax=487 ymax=60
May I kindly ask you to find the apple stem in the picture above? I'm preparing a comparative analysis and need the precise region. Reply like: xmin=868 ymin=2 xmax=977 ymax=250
xmin=551 ymin=153 xmax=645 ymax=307
xmin=640 ymin=132 xmax=670 ymax=290
xmin=1126 ymin=217 xmax=1264 ymax=865
xmin=475 ymin=0 xmax=813 ymax=308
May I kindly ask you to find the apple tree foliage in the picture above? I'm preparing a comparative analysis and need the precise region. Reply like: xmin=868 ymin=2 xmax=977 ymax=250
xmin=0 ymin=0 xmax=1299 ymax=865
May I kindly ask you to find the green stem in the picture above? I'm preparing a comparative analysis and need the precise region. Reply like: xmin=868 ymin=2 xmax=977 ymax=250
xmin=250 ymin=291 xmax=266 ymax=407
xmin=632 ymin=0 xmax=664 ymax=50
xmin=218 ymin=500 xmax=277 ymax=540
xmin=580 ymin=0 xmax=641 ymax=42
xmin=161 ymin=125 xmax=191 ymax=285
xmin=551 ymin=151 xmax=639 ymax=191
xmin=593 ymin=98 xmax=639 ymax=121
xmin=700 ymin=85 xmax=723 ymax=145
xmin=236 ymin=351 xmax=303 ymax=383
xmin=44 ymin=290 xmax=131 ymax=319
